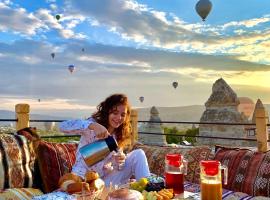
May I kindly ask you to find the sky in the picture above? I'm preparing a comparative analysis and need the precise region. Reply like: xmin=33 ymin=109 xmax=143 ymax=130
xmin=0 ymin=0 xmax=270 ymax=117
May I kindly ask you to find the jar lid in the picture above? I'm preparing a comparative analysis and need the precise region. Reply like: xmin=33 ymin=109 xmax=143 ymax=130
xmin=166 ymin=154 xmax=182 ymax=167
xmin=200 ymin=160 xmax=220 ymax=176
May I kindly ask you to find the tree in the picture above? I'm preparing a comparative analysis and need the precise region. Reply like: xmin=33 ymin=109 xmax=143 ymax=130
xmin=164 ymin=126 xmax=184 ymax=144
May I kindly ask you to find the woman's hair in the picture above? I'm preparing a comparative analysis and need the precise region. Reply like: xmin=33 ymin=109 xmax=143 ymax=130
xmin=92 ymin=94 xmax=131 ymax=148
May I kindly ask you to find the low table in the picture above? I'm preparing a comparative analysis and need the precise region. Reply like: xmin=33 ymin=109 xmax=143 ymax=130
xmin=99 ymin=188 xmax=199 ymax=200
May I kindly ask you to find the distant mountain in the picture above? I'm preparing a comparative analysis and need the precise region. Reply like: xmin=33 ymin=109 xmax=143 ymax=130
xmin=0 ymin=103 xmax=269 ymax=130
xmin=0 ymin=110 xmax=67 ymax=120
xmin=0 ymin=109 xmax=68 ymax=128
xmin=137 ymin=104 xmax=270 ymax=130
xmin=137 ymin=105 xmax=205 ymax=122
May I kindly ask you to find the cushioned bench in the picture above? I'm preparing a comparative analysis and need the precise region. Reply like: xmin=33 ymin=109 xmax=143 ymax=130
xmin=1 ymin=128 xmax=270 ymax=199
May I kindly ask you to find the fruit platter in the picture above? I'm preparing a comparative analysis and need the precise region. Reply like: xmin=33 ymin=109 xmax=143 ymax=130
xmin=129 ymin=175 xmax=174 ymax=200
xmin=128 ymin=175 xmax=199 ymax=200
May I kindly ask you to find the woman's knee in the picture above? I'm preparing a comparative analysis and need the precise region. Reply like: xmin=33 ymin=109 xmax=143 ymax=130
xmin=132 ymin=149 xmax=146 ymax=158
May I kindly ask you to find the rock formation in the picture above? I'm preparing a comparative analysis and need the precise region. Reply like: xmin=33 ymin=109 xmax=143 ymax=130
xmin=199 ymin=78 xmax=253 ymax=147
xmin=138 ymin=106 xmax=167 ymax=145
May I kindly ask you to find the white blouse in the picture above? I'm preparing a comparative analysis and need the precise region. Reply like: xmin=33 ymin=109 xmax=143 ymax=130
xmin=59 ymin=118 xmax=114 ymax=179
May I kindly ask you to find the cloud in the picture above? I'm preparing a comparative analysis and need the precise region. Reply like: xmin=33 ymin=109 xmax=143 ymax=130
xmin=65 ymin=0 xmax=270 ymax=66
xmin=68 ymin=0 xmax=213 ymax=45
xmin=0 ymin=3 xmax=45 ymax=35
xmin=222 ymin=16 xmax=270 ymax=29
xmin=0 ymin=2 xmax=87 ymax=40
xmin=0 ymin=39 xmax=270 ymax=103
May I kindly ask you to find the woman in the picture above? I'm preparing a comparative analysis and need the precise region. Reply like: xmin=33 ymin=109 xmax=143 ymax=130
xmin=59 ymin=93 xmax=150 ymax=186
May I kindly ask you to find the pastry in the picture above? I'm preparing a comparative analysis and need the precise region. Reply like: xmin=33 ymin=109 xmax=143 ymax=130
xmin=66 ymin=182 xmax=90 ymax=194
xmin=85 ymin=170 xmax=99 ymax=182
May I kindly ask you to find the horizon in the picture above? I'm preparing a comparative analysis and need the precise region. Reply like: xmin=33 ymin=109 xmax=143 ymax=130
xmin=1 ymin=0 xmax=270 ymax=114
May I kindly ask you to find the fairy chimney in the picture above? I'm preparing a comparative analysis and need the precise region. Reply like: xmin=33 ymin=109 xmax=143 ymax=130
xmin=138 ymin=106 xmax=167 ymax=145
xmin=198 ymin=78 xmax=251 ymax=146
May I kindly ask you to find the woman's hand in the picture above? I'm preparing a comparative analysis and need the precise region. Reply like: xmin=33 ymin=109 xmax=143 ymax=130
xmin=88 ymin=122 xmax=110 ymax=139
xmin=112 ymin=149 xmax=126 ymax=170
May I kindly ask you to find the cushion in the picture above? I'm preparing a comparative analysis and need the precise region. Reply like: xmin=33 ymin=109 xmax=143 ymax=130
xmin=0 ymin=188 xmax=43 ymax=200
xmin=0 ymin=134 xmax=36 ymax=189
xmin=35 ymin=140 xmax=78 ymax=193
xmin=214 ymin=145 xmax=270 ymax=197
xmin=132 ymin=144 xmax=213 ymax=183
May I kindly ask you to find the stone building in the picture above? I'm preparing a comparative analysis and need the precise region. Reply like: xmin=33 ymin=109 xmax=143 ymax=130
xmin=198 ymin=78 xmax=253 ymax=147
xmin=138 ymin=106 xmax=167 ymax=145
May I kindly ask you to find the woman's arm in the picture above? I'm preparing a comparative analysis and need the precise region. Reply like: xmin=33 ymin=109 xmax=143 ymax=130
xmin=59 ymin=118 xmax=110 ymax=139
xmin=59 ymin=118 xmax=95 ymax=135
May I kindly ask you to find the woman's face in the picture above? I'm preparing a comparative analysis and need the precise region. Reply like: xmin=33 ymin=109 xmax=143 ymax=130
xmin=108 ymin=104 xmax=127 ymax=132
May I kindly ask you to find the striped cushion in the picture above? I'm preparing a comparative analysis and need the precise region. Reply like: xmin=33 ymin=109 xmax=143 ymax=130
xmin=214 ymin=146 xmax=270 ymax=197
xmin=0 ymin=188 xmax=43 ymax=200
xmin=0 ymin=134 xmax=36 ymax=189
xmin=36 ymin=140 xmax=78 ymax=193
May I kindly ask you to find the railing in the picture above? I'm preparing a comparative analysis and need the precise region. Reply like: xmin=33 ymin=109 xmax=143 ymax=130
xmin=0 ymin=103 xmax=269 ymax=152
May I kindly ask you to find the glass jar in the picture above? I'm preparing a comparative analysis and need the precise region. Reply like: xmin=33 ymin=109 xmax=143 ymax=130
xmin=200 ymin=160 xmax=228 ymax=200
xmin=164 ymin=154 xmax=187 ymax=194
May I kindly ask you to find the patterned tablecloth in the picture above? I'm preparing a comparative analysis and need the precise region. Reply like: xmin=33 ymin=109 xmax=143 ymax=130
xmin=183 ymin=182 xmax=270 ymax=200
xmin=31 ymin=182 xmax=270 ymax=200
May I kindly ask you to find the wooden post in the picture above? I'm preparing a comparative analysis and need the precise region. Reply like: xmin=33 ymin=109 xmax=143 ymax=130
xmin=15 ymin=104 xmax=30 ymax=131
xmin=130 ymin=109 xmax=138 ymax=146
xmin=255 ymin=99 xmax=269 ymax=152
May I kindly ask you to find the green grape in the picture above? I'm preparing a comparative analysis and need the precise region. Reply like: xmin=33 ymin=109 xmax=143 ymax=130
xmin=130 ymin=182 xmax=139 ymax=190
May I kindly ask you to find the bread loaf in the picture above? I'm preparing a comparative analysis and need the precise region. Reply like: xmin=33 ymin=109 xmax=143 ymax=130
xmin=66 ymin=182 xmax=90 ymax=194
xmin=58 ymin=173 xmax=82 ymax=187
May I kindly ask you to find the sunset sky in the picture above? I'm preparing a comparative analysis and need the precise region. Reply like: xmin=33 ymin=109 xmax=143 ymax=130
xmin=0 ymin=0 xmax=270 ymax=117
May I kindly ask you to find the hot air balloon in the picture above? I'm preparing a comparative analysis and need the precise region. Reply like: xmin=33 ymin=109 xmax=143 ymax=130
xmin=38 ymin=99 xmax=41 ymax=102
xmin=68 ymin=65 xmax=75 ymax=73
xmin=195 ymin=0 xmax=212 ymax=21
xmin=81 ymin=48 xmax=85 ymax=52
xmin=51 ymin=53 xmax=55 ymax=59
xmin=139 ymin=96 xmax=144 ymax=103
xmin=172 ymin=81 xmax=178 ymax=89
xmin=55 ymin=14 xmax=61 ymax=21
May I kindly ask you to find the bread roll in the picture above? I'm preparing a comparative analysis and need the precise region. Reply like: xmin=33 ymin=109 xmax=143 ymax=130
xmin=58 ymin=173 xmax=82 ymax=187
xmin=60 ymin=180 xmax=77 ymax=191
xmin=66 ymin=182 xmax=90 ymax=194
xmin=89 ymin=178 xmax=105 ymax=191
xmin=85 ymin=171 xmax=99 ymax=183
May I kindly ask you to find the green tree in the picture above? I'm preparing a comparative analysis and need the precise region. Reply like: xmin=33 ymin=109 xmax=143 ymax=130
xmin=185 ymin=128 xmax=199 ymax=145
xmin=164 ymin=126 xmax=184 ymax=144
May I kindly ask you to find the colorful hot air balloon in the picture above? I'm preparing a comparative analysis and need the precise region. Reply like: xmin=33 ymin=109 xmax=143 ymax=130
xmin=68 ymin=65 xmax=75 ymax=73
xmin=195 ymin=0 xmax=212 ymax=21
xmin=51 ymin=53 xmax=55 ymax=59
xmin=139 ymin=96 xmax=144 ymax=103
xmin=172 ymin=81 xmax=178 ymax=89
xmin=55 ymin=14 xmax=61 ymax=21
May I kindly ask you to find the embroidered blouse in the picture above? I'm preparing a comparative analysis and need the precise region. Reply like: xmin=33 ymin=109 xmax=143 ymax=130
xmin=59 ymin=118 xmax=114 ymax=179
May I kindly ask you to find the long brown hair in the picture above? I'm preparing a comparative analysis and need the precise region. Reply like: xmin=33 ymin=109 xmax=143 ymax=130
xmin=92 ymin=94 xmax=131 ymax=148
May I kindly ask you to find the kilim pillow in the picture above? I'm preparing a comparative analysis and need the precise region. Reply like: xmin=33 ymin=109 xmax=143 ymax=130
xmin=214 ymin=145 xmax=270 ymax=197
xmin=132 ymin=143 xmax=213 ymax=183
xmin=0 ymin=134 xmax=36 ymax=189
xmin=0 ymin=188 xmax=43 ymax=200
xmin=35 ymin=140 xmax=78 ymax=193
